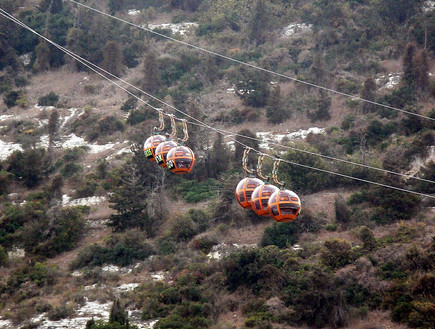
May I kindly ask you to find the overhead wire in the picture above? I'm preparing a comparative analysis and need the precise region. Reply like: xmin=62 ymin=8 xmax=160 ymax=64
xmin=1 ymin=8 xmax=434 ymax=200
xmin=66 ymin=0 xmax=435 ymax=122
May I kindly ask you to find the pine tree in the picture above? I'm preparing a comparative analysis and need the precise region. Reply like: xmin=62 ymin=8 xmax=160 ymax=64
xmin=266 ymin=85 xmax=287 ymax=124
xmin=102 ymin=41 xmax=124 ymax=76
xmin=361 ymin=78 xmax=377 ymax=113
xmin=402 ymin=42 xmax=418 ymax=87
xmin=142 ymin=50 xmax=161 ymax=94
xmin=33 ymin=41 xmax=51 ymax=72
xmin=108 ymin=164 xmax=151 ymax=234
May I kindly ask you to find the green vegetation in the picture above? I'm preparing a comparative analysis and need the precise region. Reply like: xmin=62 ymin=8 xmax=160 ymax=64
xmin=0 ymin=0 xmax=434 ymax=328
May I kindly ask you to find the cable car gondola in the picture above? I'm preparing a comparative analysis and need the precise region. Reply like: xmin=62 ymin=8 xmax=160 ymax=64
xmin=166 ymin=145 xmax=195 ymax=174
xmin=267 ymin=160 xmax=301 ymax=222
xmin=235 ymin=148 xmax=263 ymax=209
xmin=144 ymin=134 xmax=166 ymax=161
xmin=250 ymin=154 xmax=279 ymax=216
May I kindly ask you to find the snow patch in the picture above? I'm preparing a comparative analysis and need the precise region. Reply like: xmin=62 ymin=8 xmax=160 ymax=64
xmin=376 ymin=73 xmax=401 ymax=89
xmin=113 ymin=283 xmax=140 ymax=294
xmin=0 ymin=115 xmax=14 ymax=121
xmin=151 ymin=271 xmax=168 ymax=281
xmin=147 ymin=22 xmax=198 ymax=36
xmin=61 ymin=194 xmax=106 ymax=207
xmin=207 ymin=243 xmax=256 ymax=260
xmin=423 ymin=1 xmax=435 ymax=12
xmin=0 ymin=140 xmax=23 ymax=160
xmin=0 ymin=319 xmax=13 ymax=328
xmin=256 ymin=128 xmax=325 ymax=150
xmin=7 ymin=248 xmax=25 ymax=259
xmin=282 ymin=23 xmax=313 ymax=37
xmin=128 ymin=9 xmax=140 ymax=16
xmin=19 ymin=53 xmax=31 ymax=66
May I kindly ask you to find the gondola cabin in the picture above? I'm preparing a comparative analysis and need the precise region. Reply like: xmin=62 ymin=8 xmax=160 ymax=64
xmin=267 ymin=189 xmax=301 ymax=222
xmin=166 ymin=146 xmax=196 ymax=174
xmin=251 ymin=184 xmax=279 ymax=216
xmin=144 ymin=134 xmax=166 ymax=162
xmin=235 ymin=177 xmax=263 ymax=209
xmin=155 ymin=140 xmax=177 ymax=167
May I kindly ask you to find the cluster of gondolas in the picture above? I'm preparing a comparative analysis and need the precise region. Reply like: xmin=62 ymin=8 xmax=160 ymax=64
xmin=235 ymin=149 xmax=301 ymax=222
xmin=143 ymin=113 xmax=195 ymax=174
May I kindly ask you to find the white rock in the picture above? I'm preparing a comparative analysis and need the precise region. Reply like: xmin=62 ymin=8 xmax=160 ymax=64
xmin=128 ymin=9 xmax=140 ymax=16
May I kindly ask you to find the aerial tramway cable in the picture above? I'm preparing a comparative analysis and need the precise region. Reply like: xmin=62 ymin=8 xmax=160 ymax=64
xmin=1 ymin=8 xmax=434 ymax=200
xmin=67 ymin=0 xmax=435 ymax=122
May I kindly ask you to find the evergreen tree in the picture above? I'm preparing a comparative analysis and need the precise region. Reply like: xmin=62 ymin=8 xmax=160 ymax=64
xmin=361 ymin=78 xmax=377 ymax=113
xmin=266 ymin=85 xmax=287 ymax=124
xmin=109 ymin=299 xmax=128 ymax=326
xmin=50 ymin=0 xmax=63 ymax=14
xmin=102 ymin=41 xmax=124 ymax=76
xmin=207 ymin=133 xmax=230 ymax=178
xmin=142 ymin=50 xmax=161 ymax=94
xmin=249 ymin=0 xmax=267 ymax=45
xmin=108 ymin=164 xmax=151 ymax=234
xmin=310 ymin=53 xmax=328 ymax=86
xmin=402 ymin=42 xmax=418 ymax=87
xmin=416 ymin=49 xmax=429 ymax=92
xmin=234 ymin=129 xmax=259 ymax=167
xmin=34 ymin=41 xmax=51 ymax=72
xmin=234 ymin=67 xmax=270 ymax=108
xmin=48 ymin=110 xmax=59 ymax=152
xmin=309 ymin=90 xmax=331 ymax=122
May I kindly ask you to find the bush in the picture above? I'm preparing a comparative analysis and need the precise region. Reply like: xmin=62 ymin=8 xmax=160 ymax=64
xmin=19 ymin=206 xmax=88 ymax=257
xmin=98 ymin=116 xmax=124 ymax=135
xmin=0 ymin=246 xmax=8 ymax=267
xmin=261 ymin=222 xmax=299 ymax=248
xmin=38 ymin=92 xmax=59 ymax=106
xmin=174 ymin=179 xmax=220 ymax=203
xmin=71 ymin=231 xmax=155 ymax=269
xmin=320 ymin=239 xmax=355 ymax=269
xmin=60 ymin=162 xmax=83 ymax=178
xmin=3 ymin=90 xmax=19 ymax=108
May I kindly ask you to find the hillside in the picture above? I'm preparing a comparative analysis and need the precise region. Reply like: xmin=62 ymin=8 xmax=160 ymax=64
xmin=0 ymin=0 xmax=434 ymax=329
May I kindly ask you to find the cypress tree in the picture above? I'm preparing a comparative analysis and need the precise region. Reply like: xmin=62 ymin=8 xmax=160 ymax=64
xmin=109 ymin=299 xmax=128 ymax=326
xmin=402 ymin=42 xmax=418 ymax=87
xmin=142 ymin=50 xmax=161 ymax=94
xmin=266 ymin=85 xmax=287 ymax=124
xmin=34 ymin=41 xmax=51 ymax=72
xmin=361 ymin=78 xmax=377 ymax=113
xmin=102 ymin=41 xmax=124 ymax=76
xmin=416 ymin=49 xmax=429 ymax=92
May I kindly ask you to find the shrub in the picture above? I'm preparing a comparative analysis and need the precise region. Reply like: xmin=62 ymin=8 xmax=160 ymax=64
xmin=335 ymin=195 xmax=352 ymax=225
xmin=60 ymin=162 xmax=83 ymax=178
xmin=174 ymin=179 xmax=220 ymax=203
xmin=98 ymin=116 xmax=124 ymax=135
xmin=261 ymin=222 xmax=299 ymax=248
xmin=0 ymin=246 xmax=7 ymax=267
xmin=3 ymin=90 xmax=19 ymax=108
xmin=358 ymin=226 xmax=377 ymax=251
xmin=38 ymin=92 xmax=59 ymax=106
xmin=320 ymin=239 xmax=355 ymax=269
xmin=19 ymin=206 xmax=88 ymax=257
xmin=47 ymin=305 xmax=74 ymax=321
xmin=71 ymin=231 xmax=155 ymax=269
xmin=120 ymin=97 xmax=137 ymax=112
